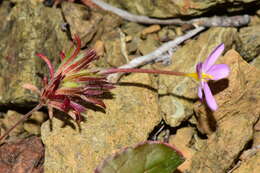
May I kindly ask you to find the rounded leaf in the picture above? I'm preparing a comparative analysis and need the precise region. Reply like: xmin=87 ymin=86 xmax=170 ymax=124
xmin=95 ymin=141 xmax=185 ymax=173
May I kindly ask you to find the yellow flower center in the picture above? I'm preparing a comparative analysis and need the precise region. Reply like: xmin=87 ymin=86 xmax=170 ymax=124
xmin=186 ymin=72 xmax=213 ymax=81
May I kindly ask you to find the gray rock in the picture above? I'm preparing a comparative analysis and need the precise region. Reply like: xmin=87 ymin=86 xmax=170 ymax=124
xmin=102 ymin=0 xmax=260 ymax=18
xmin=237 ymin=25 xmax=260 ymax=61
xmin=0 ymin=0 xmax=69 ymax=106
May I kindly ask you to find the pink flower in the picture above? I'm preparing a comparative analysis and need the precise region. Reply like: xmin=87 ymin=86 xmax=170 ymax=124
xmin=189 ymin=43 xmax=230 ymax=111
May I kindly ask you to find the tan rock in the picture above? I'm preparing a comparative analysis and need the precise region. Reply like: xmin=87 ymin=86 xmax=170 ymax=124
xmin=190 ymin=50 xmax=260 ymax=173
xmin=233 ymin=151 xmax=260 ymax=173
xmin=253 ymin=119 xmax=260 ymax=147
xmin=24 ymin=111 xmax=47 ymax=135
xmin=0 ymin=111 xmax=24 ymax=138
xmin=251 ymin=54 xmax=260 ymax=69
xmin=61 ymin=2 xmax=102 ymax=46
xmin=122 ymin=22 xmax=145 ymax=54
xmin=169 ymin=127 xmax=196 ymax=172
xmin=158 ymin=27 xmax=177 ymax=42
xmin=93 ymin=40 xmax=105 ymax=56
xmin=141 ymin=25 xmax=161 ymax=38
xmin=249 ymin=15 xmax=260 ymax=26
xmin=138 ymin=34 xmax=160 ymax=55
xmin=158 ymin=27 xmax=238 ymax=127
xmin=102 ymin=30 xmax=126 ymax=66
xmin=41 ymin=72 xmax=161 ymax=173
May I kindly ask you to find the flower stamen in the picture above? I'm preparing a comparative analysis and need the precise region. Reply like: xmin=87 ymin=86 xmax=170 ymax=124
xmin=186 ymin=72 xmax=213 ymax=81
xmin=201 ymin=73 xmax=214 ymax=80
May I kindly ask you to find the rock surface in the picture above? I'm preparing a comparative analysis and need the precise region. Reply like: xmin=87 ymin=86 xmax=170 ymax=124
xmin=158 ymin=27 xmax=238 ymax=127
xmin=169 ymin=127 xmax=196 ymax=172
xmin=0 ymin=0 xmax=69 ymax=106
xmin=233 ymin=151 xmax=260 ymax=173
xmin=0 ymin=1 xmax=259 ymax=173
xmin=237 ymin=25 xmax=260 ymax=61
xmin=0 ymin=110 xmax=25 ymax=140
xmin=190 ymin=50 xmax=260 ymax=173
xmin=24 ymin=111 xmax=48 ymax=135
xmin=251 ymin=55 xmax=260 ymax=69
xmin=0 ymin=110 xmax=47 ymax=141
xmin=61 ymin=2 xmax=102 ymax=46
xmin=102 ymin=0 xmax=260 ymax=18
xmin=61 ymin=2 xmax=123 ymax=67
xmin=41 ymin=72 xmax=161 ymax=173
xmin=0 ymin=136 xmax=44 ymax=173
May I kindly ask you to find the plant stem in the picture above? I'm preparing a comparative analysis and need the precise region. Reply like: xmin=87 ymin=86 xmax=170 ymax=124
xmin=103 ymin=68 xmax=188 ymax=77
xmin=0 ymin=103 xmax=43 ymax=142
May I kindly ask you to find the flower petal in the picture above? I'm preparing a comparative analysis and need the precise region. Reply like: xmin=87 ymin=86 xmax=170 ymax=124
xmin=203 ymin=82 xmax=218 ymax=111
xmin=207 ymin=64 xmax=230 ymax=80
xmin=202 ymin=43 xmax=225 ymax=72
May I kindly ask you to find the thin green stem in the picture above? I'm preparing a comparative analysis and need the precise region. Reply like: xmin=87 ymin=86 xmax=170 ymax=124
xmin=103 ymin=68 xmax=188 ymax=77
xmin=0 ymin=103 xmax=43 ymax=142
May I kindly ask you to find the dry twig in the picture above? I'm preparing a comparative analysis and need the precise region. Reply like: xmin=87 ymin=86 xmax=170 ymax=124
xmin=105 ymin=26 xmax=206 ymax=82
xmin=90 ymin=0 xmax=250 ymax=27
xmin=87 ymin=0 xmax=250 ymax=82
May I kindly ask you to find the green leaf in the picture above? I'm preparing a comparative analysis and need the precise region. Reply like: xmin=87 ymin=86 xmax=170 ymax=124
xmin=62 ymin=81 xmax=80 ymax=88
xmin=95 ymin=141 xmax=185 ymax=173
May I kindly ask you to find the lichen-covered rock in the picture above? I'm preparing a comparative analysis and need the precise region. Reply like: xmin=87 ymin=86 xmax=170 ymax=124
xmin=237 ymin=25 xmax=260 ymax=61
xmin=158 ymin=27 xmax=238 ymax=127
xmin=0 ymin=1 xmax=13 ymax=29
xmin=0 ymin=0 xmax=70 ymax=106
xmin=190 ymin=50 xmax=260 ymax=173
xmin=41 ymin=72 xmax=161 ymax=173
xmin=102 ymin=0 xmax=260 ymax=18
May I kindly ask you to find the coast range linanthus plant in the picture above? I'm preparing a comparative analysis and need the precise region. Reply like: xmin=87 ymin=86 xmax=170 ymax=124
xmin=103 ymin=43 xmax=230 ymax=111
xmin=0 ymin=41 xmax=229 ymax=141
xmin=0 ymin=35 xmax=114 ymax=141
